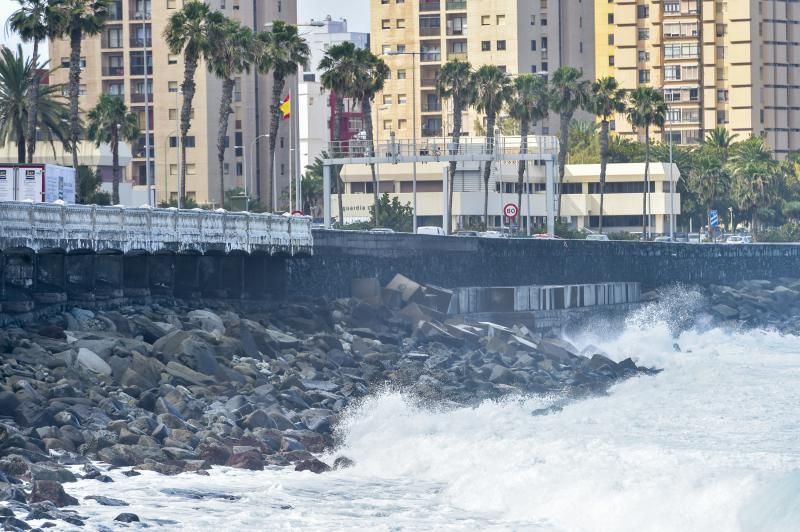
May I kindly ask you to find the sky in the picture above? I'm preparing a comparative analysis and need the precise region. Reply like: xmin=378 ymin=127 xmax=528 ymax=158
xmin=0 ymin=0 xmax=370 ymax=58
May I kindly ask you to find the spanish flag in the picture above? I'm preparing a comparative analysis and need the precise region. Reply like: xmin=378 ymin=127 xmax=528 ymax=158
xmin=279 ymin=95 xmax=291 ymax=120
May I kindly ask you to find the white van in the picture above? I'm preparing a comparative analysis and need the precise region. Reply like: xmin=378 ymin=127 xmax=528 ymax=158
xmin=417 ymin=226 xmax=446 ymax=236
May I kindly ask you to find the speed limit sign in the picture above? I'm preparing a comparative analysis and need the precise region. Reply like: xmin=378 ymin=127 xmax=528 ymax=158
xmin=503 ymin=203 xmax=519 ymax=219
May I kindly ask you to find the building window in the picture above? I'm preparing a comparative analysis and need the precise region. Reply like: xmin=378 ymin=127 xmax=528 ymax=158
xmin=398 ymin=119 xmax=407 ymax=129
xmin=236 ymin=162 xmax=243 ymax=176
xmin=716 ymin=46 xmax=726 ymax=59
xmin=396 ymin=19 xmax=405 ymax=29
xmin=664 ymin=1 xmax=679 ymax=14
xmin=169 ymin=136 xmax=195 ymax=148
xmin=638 ymin=28 xmax=650 ymax=40
xmin=382 ymin=45 xmax=391 ymax=55
xmin=531 ymin=65 xmax=537 ymax=73
xmin=637 ymin=5 xmax=649 ymax=18
xmin=609 ymin=55 xmax=615 ymax=66
xmin=608 ymin=34 xmax=614 ymax=45
xmin=717 ymin=89 xmax=729 ymax=102
xmin=383 ymin=95 xmax=392 ymax=105
xmin=381 ymin=19 xmax=390 ymax=29
xmin=186 ymin=164 xmax=196 ymax=175
xmin=481 ymin=41 xmax=490 ymax=51
xmin=168 ymin=81 xmax=178 ymax=93
xmin=398 ymin=94 xmax=407 ymax=104
xmin=638 ymin=50 xmax=650 ymax=62
xmin=664 ymin=65 xmax=680 ymax=80
xmin=397 ymin=69 xmax=406 ymax=79
xmin=383 ymin=120 xmax=392 ymax=130
xmin=167 ymin=0 xmax=176 ymax=8
xmin=541 ymin=16 xmax=547 ymax=26
xmin=530 ymin=15 xmax=536 ymax=25
xmin=541 ymin=37 xmax=548 ymax=50
xmin=639 ymin=69 xmax=650 ymax=83
xmin=531 ymin=40 xmax=537 ymax=51
xmin=541 ymin=62 xmax=548 ymax=72
xmin=168 ymin=54 xmax=178 ymax=65
xmin=397 ymin=44 xmax=406 ymax=53
xmin=496 ymin=15 xmax=505 ymax=25
xmin=608 ymin=13 xmax=614 ymax=24
xmin=497 ymin=40 xmax=506 ymax=51
xmin=481 ymin=15 xmax=490 ymax=25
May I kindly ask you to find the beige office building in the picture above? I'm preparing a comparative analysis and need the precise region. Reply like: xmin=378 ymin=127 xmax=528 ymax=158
xmin=48 ymin=0 xmax=297 ymax=207
xmin=596 ymin=0 xmax=800 ymax=156
xmin=372 ymin=0 xmax=596 ymax=140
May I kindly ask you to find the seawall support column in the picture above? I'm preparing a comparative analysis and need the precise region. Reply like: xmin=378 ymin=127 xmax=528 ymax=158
xmin=174 ymin=253 xmax=201 ymax=299
xmin=95 ymin=252 xmax=124 ymax=301
xmin=243 ymin=254 xmax=269 ymax=300
xmin=149 ymin=253 xmax=175 ymax=297
xmin=65 ymin=251 xmax=95 ymax=303
xmin=264 ymin=257 xmax=288 ymax=299
xmin=199 ymin=253 xmax=226 ymax=299
xmin=123 ymin=252 xmax=151 ymax=300
xmin=2 ymin=248 xmax=35 ymax=313
xmin=221 ymin=253 xmax=245 ymax=300
xmin=34 ymin=251 xmax=67 ymax=305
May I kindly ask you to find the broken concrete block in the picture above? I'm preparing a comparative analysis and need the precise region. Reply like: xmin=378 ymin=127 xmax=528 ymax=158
xmin=386 ymin=274 xmax=422 ymax=302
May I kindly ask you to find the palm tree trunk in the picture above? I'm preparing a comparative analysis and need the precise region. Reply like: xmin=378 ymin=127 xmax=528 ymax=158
xmin=180 ymin=57 xmax=199 ymax=204
xmin=483 ymin=112 xmax=496 ymax=230
xmin=448 ymin=99 xmax=462 ymax=233
xmin=557 ymin=112 xmax=571 ymax=218
xmin=599 ymin=119 xmax=610 ymax=233
xmin=642 ymin=126 xmax=650 ymax=238
xmin=217 ymin=78 xmax=235 ymax=208
xmin=112 ymin=128 xmax=119 ymax=205
xmin=16 ymin=128 xmax=26 ymax=164
xmin=268 ymin=72 xmax=286 ymax=211
xmin=517 ymin=118 xmax=529 ymax=222
xmin=68 ymin=27 xmax=83 ymax=171
xmin=361 ymin=96 xmax=379 ymax=223
xmin=26 ymin=39 xmax=40 ymax=164
xmin=333 ymin=95 xmax=345 ymax=225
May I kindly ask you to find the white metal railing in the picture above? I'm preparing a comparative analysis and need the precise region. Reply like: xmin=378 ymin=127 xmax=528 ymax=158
xmin=0 ymin=202 xmax=313 ymax=255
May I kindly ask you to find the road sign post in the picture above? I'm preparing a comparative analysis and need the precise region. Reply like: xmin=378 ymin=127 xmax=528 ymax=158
xmin=503 ymin=203 xmax=519 ymax=219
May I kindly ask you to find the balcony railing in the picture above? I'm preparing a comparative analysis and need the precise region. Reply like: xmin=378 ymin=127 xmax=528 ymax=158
xmin=129 ymin=37 xmax=152 ymax=48
xmin=419 ymin=26 xmax=441 ymax=37
xmin=422 ymin=127 xmax=443 ymax=137
xmin=130 ymin=93 xmax=153 ymax=103
xmin=422 ymin=102 xmax=442 ymax=112
xmin=130 ymin=66 xmax=153 ymax=76
xmin=102 ymin=66 xmax=125 ymax=76
xmin=447 ymin=51 xmax=467 ymax=60
xmin=421 ymin=77 xmax=439 ymax=88
xmin=101 ymin=38 xmax=123 ymax=49
xmin=420 ymin=52 xmax=441 ymax=62
xmin=420 ymin=1 xmax=440 ymax=12
xmin=446 ymin=0 xmax=467 ymax=9
xmin=446 ymin=28 xmax=466 ymax=36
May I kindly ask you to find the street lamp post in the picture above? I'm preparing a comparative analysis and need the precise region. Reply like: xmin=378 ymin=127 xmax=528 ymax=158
xmin=163 ymin=129 xmax=176 ymax=204
xmin=729 ymin=206 xmax=734 ymax=232
xmin=247 ymin=133 xmax=269 ymax=211
xmin=387 ymin=50 xmax=419 ymax=232
xmin=136 ymin=10 xmax=152 ymax=206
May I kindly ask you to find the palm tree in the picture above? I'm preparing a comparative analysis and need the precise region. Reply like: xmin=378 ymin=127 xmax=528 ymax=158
xmin=589 ymin=77 xmax=626 ymax=233
xmin=256 ymin=21 xmax=310 ymax=211
xmin=689 ymin=148 xmax=727 ymax=219
xmin=472 ymin=65 xmax=512 ymax=230
xmin=437 ymin=59 xmax=474 ymax=232
xmin=164 ymin=0 xmax=223 ymax=205
xmin=704 ymin=126 xmax=739 ymax=161
xmin=0 ymin=45 xmax=70 ymax=162
xmin=86 ymin=94 xmax=139 ymax=204
xmin=350 ymin=47 xmax=389 ymax=215
xmin=7 ymin=0 xmax=66 ymax=163
xmin=508 ymin=74 xmax=549 ymax=220
xmin=51 ymin=0 xmax=111 ymax=171
xmin=319 ymin=42 xmax=359 ymax=225
xmin=550 ymin=66 xmax=590 ymax=217
xmin=727 ymin=136 xmax=779 ymax=231
xmin=208 ymin=19 xmax=254 ymax=206
xmin=627 ymin=86 xmax=667 ymax=237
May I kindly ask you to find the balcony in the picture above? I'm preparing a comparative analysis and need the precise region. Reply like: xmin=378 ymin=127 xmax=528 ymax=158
xmin=446 ymin=0 xmax=466 ymax=9
xmin=130 ymin=37 xmax=152 ymax=48
xmin=422 ymin=127 xmax=443 ymax=137
xmin=422 ymin=101 xmax=442 ymax=112
xmin=102 ymin=66 xmax=125 ymax=76
xmin=421 ymin=77 xmax=439 ymax=88
xmin=419 ymin=26 xmax=441 ymax=37
xmin=420 ymin=1 xmax=440 ymax=12
xmin=447 ymin=51 xmax=467 ymax=60
xmin=420 ymin=51 xmax=441 ymax=62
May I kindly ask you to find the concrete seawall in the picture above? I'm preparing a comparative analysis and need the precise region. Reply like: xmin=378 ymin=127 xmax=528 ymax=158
xmin=288 ymin=230 xmax=800 ymax=297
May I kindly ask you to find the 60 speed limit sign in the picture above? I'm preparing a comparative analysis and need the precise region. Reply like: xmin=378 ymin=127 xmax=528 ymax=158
xmin=503 ymin=203 xmax=519 ymax=219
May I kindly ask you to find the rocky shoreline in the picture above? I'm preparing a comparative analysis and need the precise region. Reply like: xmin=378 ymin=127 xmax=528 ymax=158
xmin=0 ymin=274 xmax=666 ymax=530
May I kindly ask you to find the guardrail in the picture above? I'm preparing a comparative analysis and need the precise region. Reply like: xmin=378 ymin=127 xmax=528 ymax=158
xmin=0 ymin=202 xmax=313 ymax=255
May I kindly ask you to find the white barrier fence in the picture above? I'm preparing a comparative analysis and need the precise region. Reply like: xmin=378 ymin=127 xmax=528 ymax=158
xmin=0 ymin=202 xmax=313 ymax=255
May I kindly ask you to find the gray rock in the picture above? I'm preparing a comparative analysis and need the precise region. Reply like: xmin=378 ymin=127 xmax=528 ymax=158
xmin=30 ymin=480 xmax=78 ymax=507
xmin=114 ymin=513 xmax=140 ymax=523
xmin=187 ymin=310 xmax=225 ymax=335
xmin=712 ymin=304 xmax=739 ymax=320
xmin=85 ymin=495 xmax=129 ymax=506
xmin=30 ymin=464 xmax=77 ymax=483
xmin=76 ymin=348 xmax=112 ymax=376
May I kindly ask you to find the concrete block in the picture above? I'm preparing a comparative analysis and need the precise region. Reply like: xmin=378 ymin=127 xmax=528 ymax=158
xmin=386 ymin=274 xmax=421 ymax=302
xmin=352 ymin=278 xmax=381 ymax=300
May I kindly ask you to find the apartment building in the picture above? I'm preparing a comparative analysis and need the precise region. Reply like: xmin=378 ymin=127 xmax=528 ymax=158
xmin=298 ymin=17 xmax=369 ymax=172
xmin=596 ymin=0 xmax=800 ymax=156
xmin=48 ymin=0 xmax=296 ymax=208
xmin=372 ymin=0 xmax=596 ymax=140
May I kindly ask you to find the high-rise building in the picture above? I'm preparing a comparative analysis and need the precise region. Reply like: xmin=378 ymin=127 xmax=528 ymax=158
xmin=48 ymin=0 xmax=297 ymax=207
xmin=371 ymin=0 xmax=596 ymax=140
xmin=298 ymin=16 xmax=369 ymax=172
xmin=596 ymin=0 xmax=800 ymax=156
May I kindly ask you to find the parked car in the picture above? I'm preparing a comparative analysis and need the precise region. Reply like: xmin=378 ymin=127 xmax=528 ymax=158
xmin=653 ymin=236 xmax=673 ymax=243
xmin=417 ymin=226 xmax=446 ymax=236
xmin=725 ymin=235 xmax=745 ymax=244
xmin=674 ymin=232 xmax=689 ymax=243
xmin=454 ymin=230 xmax=479 ymax=237
xmin=532 ymin=233 xmax=562 ymax=240
xmin=585 ymin=234 xmax=610 ymax=241
xmin=479 ymin=230 xmax=503 ymax=238
xmin=687 ymin=233 xmax=701 ymax=243
xmin=369 ymin=227 xmax=395 ymax=234
xmin=742 ymin=234 xmax=754 ymax=243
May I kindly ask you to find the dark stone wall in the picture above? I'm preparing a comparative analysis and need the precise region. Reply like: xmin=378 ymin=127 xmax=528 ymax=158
xmin=288 ymin=230 xmax=800 ymax=297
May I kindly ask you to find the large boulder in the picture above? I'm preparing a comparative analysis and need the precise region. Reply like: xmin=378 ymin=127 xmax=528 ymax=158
xmin=76 ymin=348 xmax=112 ymax=376
xmin=226 ymin=449 xmax=264 ymax=471
xmin=30 ymin=481 xmax=78 ymax=507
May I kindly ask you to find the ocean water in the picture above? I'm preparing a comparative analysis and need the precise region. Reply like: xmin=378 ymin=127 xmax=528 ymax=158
xmin=58 ymin=298 xmax=800 ymax=531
